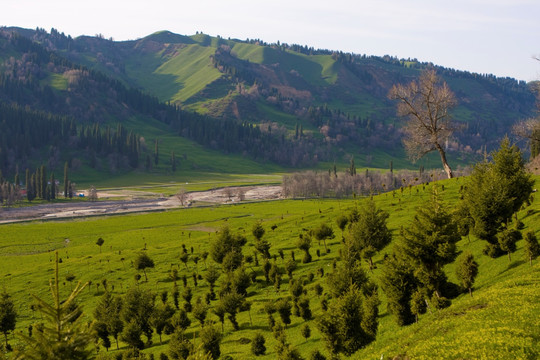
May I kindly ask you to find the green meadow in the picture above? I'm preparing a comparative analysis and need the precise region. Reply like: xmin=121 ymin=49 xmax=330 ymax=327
xmin=1 ymin=176 xmax=539 ymax=359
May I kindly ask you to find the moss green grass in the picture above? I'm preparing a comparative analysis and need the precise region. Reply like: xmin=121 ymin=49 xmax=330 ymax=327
xmin=1 ymin=176 xmax=538 ymax=359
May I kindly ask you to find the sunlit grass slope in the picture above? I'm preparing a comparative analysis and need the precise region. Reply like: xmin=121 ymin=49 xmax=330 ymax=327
xmin=0 ymin=176 xmax=538 ymax=359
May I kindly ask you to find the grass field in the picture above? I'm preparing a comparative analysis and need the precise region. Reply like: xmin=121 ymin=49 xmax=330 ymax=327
xmin=1 ymin=176 xmax=539 ymax=359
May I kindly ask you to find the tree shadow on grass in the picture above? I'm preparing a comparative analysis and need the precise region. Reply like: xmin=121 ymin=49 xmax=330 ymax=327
xmin=501 ymin=259 xmax=526 ymax=274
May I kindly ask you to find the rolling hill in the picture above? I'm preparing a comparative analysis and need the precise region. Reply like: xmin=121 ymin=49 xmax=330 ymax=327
xmin=0 ymin=27 xmax=537 ymax=182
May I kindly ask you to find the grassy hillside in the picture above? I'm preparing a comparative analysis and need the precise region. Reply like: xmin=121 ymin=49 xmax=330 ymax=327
xmin=1 ymin=175 xmax=538 ymax=359
xmin=124 ymin=42 xmax=223 ymax=103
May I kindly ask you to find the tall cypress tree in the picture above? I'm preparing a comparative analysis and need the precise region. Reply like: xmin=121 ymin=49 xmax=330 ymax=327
xmin=40 ymin=165 xmax=47 ymax=200
xmin=28 ymin=173 xmax=36 ymax=202
xmin=154 ymin=139 xmax=159 ymax=165
xmin=25 ymin=168 xmax=30 ymax=200
xmin=35 ymin=167 xmax=41 ymax=199
xmin=63 ymin=162 xmax=69 ymax=198
xmin=49 ymin=173 xmax=56 ymax=200
xmin=171 ymin=151 xmax=176 ymax=172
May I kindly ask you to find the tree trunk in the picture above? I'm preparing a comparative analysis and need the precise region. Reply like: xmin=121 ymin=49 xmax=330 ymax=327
xmin=436 ymin=143 xmax=453 ymax=179
xmin=469 ymin=287 xmax=473 ymax=297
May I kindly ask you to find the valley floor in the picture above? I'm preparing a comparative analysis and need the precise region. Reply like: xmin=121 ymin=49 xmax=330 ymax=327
xmin=0 ymin=185 xmax=283 ymax=224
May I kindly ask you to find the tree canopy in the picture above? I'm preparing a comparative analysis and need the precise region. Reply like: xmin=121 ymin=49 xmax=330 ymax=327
xmin=389 ymin=69 xmax=458 ymax=179
xmin=462 ymin=137 xmax=534 ymax=256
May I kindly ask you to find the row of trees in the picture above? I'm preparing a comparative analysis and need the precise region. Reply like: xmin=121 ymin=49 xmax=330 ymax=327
xmin=282 ymin=167 xmax=467 ymax=199
xmin=0 ymin=161 xmax=78 ymax=206
xmin=0 ymin=98 xmax=144 ymax=177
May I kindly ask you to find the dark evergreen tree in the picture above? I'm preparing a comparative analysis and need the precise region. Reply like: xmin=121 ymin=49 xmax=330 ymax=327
xmin=400 ymin=187 xmax=460 ymax=301
xmin=210 ymin=225 xmax=246 ymax=265
xmin=121 ymin=320 xmax=145 ymax=350
xmin=63 ymin=161 xmax=69 ymax=198
xmin=92 ymin=321 xmax=111 ymax=351
xmin=455 ymin=252 xmax=479 ymax=296
xmin=170 ymin=308 xmax=191 ymax=332
xmin=349 ymin=156 xmax=356 ymax=176
xmin=121 ymin=287 xmax=156 ymax=346
xmin=300 ymin=324 xmax=311 ymax=343
xmin=199 ymin=322 xmax=222 ymax=359
xmin=463 ymin=137 xmax=534 ymax=257
xmin=347 ymin=198 xmax=391 ymax=269
xmin=380 ymin=253 xmax=416 ymax=326
xmin=26 ymin=170 xmax=35 ymax=202
xmin=170 ymin=151 xmax=176 ymax=172
xmin=252 ymin=220 xmax=271 ymax=259
xmin=497 ymin=226 xmax=522 ymax=262
xmin=317 ymin=284 xmax=378 ymax=358
xmin=336 ymin=214 xmax=348 ymax=239
xmin=151 ymin=303 xmax=176 ymax=344
xmin=192 ymin=299 xmax=208 ymax=326
xmin=134 ymin=252 xmax=155 ymax=282
xmin=204 ymin=265 xmax=220 ymax=299
xmin=0 ymin=291 xmax=16 ymax=350
xmin=297 ymin=234 xmax=312 ymax=263
xmin=524 ymin=231 xmax=540 ymax=266
xmin=275 ymin=298 xmax=292 ymax=328
xmin=154 ymin=139 xmax=159 ymax=165
xmin=313 ymin=223 xmax=334 ymax=253
xmin=14 ymin=252 xmax=93 ymax=359
xmin=168 ymin=328 xmax=192 ymax=360
xmin=96 ymin=237 xmax=105 ymax=253
xmin=251 ymin=332 xmax=266 ymax=356
xmin=219 ymin=292 xmax=245 ymax=331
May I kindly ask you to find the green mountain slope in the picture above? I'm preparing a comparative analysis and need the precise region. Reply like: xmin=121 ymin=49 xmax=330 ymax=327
xmin=47 ymin=29 xmax=533 ymax=155
xmin=0 ymin=29 xmax=286 ymax=182
xmin=1 ymin=27 xmax=537 ymax=180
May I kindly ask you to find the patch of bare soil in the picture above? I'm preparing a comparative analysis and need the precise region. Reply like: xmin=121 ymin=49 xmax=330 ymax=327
xmin=0 ymin=186 xmax=282 ymax=224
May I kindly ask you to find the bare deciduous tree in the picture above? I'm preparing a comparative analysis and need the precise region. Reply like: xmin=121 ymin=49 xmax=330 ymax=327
xmin=512 ymin=81 xmax=540 ymax=159
xmin=237 ymin=188 xmax=246 ymax=202
xmin=223 ymin=187 xmax=233 ymax=201
xmin=88 ymin=185 xmax=98 ymax=202
xmin=175 ymin=187 xmax=188 ymax=206
xmin=389 ymin=69 xmax=458 ymax=179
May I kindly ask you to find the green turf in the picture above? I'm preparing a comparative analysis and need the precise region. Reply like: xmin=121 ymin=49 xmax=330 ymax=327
xmin=1 ymin=176 xmax=538 ymax=359
xmin=46 ymin=73 xmax=68 ymax=90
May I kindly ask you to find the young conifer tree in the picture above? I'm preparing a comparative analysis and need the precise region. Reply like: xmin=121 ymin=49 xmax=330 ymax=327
xmin=14 ymin=252 xmax=93 ymax=359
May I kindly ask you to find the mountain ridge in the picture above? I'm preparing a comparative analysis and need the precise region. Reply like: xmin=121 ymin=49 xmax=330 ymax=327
xmin=0 ymin=26 xmax=536 ymax=180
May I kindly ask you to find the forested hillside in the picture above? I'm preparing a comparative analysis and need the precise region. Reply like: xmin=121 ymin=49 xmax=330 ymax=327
xmin=0 ymin=27 xmax=537 ymax=180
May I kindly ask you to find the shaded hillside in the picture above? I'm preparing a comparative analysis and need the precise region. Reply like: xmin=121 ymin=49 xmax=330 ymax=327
xmin=0 ymin=29 xmax=325 ymax=178
xmin=1 ymin=27 xmax=537 ymax=176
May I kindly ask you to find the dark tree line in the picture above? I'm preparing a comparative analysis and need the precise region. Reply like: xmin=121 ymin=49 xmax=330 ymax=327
xmin=0 ymin=100 xmax=142 ymax=178
xmin=0 ymin=29 xmax=324 ymax=168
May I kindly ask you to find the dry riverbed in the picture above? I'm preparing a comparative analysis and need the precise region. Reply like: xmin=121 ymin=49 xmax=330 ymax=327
xmin=0 ymin=186 xmax=282 ymax=224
